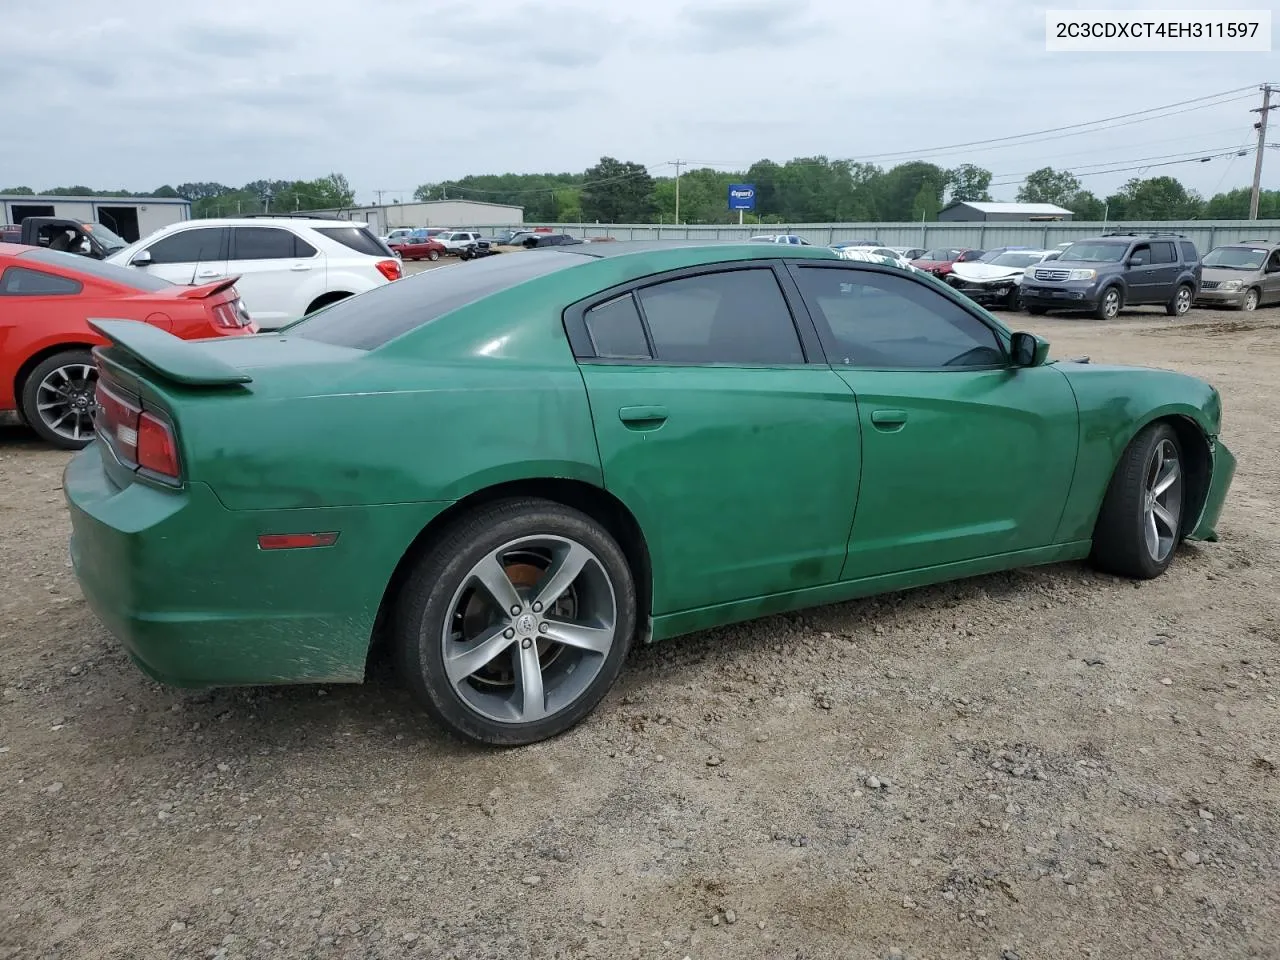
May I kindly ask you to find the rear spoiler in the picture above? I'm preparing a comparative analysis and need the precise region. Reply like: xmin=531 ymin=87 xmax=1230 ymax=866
xmin=88 ymin=319 xmax=253 ymax=386
xmin=178 ymin=276 xmax=240 ymax=299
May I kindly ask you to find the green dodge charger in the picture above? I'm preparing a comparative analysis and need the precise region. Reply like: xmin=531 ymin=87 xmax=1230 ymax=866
xmin=64 ymin=242 xmax=1235 ymax=745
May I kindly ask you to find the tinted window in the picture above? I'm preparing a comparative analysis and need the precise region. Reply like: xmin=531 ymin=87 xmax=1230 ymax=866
xmin=585 ymin=293 xmax=651 ymax=359
xmin=314 ymin=227 xmax=391 ymax=257
xmin=21 ymin=248 xmax=173 ymax=291
xmin=1201 ymin=246 xmax=1267 ymax=268
xmin=234 ymin=227 xmax=312 ymax=260
xmin=1149 ymin=241 xmax=1176 ymax=264
xmin=1179 ymin=240 xmax=1199 ymax=262
xmin=794 ymin=267 xmax=1004 ymax=369
xmin=145 ymin=227 xmax=224 ymax=264
xmin=635 ymin=269 xmax=804 ymax=365
xmin=293 ymin=249 xmax=584 ymax=350
xmin=0 ymin=266 xmax=83 ymax=296
xmin=1058 ymin=242 xmax=1127 ymax=262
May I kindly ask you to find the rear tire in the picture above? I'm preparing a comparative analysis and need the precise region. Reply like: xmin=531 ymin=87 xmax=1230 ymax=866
xmin=1027 ymin=305 xmax=1048 ymax=316
xmin=393 ymin=498 xmax=637 ymax=746
xmin=20 ymin=350 xmax=97 ymax=450
xmin=306 ymin=292 xmax=351 ymax=315
xmin=1166 ymin=283 xmax=1193 ymax=317
xmin=428 ymin=250 xmax=440 ymax=262
xmin=1090 ymin=422 xmax=1185 ymax=580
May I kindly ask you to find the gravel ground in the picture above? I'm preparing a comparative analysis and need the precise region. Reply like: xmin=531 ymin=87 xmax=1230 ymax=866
xmin=2 ymin=304 xmax=1278 ymax=960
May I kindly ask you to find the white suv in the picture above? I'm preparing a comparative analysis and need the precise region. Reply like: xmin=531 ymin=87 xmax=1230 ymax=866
xmin=435 ymin=231 xmax=483 ymax=254
xmin=107 ymin=217 xmax=402 ymax=330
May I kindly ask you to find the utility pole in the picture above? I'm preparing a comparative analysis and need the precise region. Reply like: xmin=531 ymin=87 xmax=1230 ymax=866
xmin=1249 ymin=83 xmax=1275 ymax=221
xmin=374 ymin=189 xmax=385 ymax=206
xmin=672 ymin=159 xmax=684 ymax=225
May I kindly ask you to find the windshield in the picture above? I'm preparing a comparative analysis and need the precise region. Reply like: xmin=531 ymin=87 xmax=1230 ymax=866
xmin=1201 ymin=246 xmax=1268 ymax=269
xmin=990 ymin=253 xmax=1045 ymax=268
xmin=85 ymin=222 xmax=128 ymax=251
xmin=921 ymin=248 xmax=960 ymax=261
xmin=1058 ymin=241 xmax=1128 ymax=262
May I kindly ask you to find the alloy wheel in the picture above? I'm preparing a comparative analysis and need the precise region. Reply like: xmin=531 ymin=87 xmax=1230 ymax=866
xmin=1102 ymin=289 xmax=1120 ymax=319
xmin=35 ymin=363 xmax=98 ymax=444
xmin=441 ymin=535 xmax=617 ymax=724
xmin=1244 ymin=289 xmax=1259 ymax=311
xmin=1143 ymin=438 xmax=1182 ymax=563
xmin=1175 ymin=286 xmax=1192 ymax=315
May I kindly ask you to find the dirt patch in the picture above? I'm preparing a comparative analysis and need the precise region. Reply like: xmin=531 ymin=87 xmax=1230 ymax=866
xmin=2 ymin=306 xmax=1278 ymax=959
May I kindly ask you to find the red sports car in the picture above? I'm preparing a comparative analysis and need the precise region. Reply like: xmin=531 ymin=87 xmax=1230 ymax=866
xmin=388 ymin=236 xmax=446 ymax=261
xmin=909 ymin=247 xmax=985 ymax=278
xmin=0 ymin=243 xmax=257 ymax=449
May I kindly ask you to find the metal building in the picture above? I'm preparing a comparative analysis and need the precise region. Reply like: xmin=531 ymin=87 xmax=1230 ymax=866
xmin=0 ymin=194 xmax=191 ymax=242
xmin=310 ymin=199 xmax=524 ymax=235
xmin=937 ymin=201 xmax=1074 ymax=222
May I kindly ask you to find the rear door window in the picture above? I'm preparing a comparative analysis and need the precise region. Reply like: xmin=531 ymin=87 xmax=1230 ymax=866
xmin=635 ymin=268 xmax=805 ymax=365
xmin=1149 ymin=241 xmax=1176 ymax=264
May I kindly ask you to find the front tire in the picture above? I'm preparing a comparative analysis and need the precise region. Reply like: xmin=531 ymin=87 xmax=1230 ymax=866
xmin=1095 ymin=286 xmax=1122 ymax=321
xmin=20 ymin=350 xmax=97 ymax=449
xmin=1167 ymin=283 xmax=1193 ymax=317
xmin=1090 ymin=422 xmax=1185 ymax=579
xmin=1027 ymin=305 xmax=1048 ymax=316
xmin=1242 ymin=288 xmax=1259 ymax=312
xmin=393 ymin=499 xmax=637 ymax=746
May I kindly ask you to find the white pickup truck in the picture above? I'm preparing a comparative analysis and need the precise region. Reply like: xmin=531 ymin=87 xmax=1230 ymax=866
xmin=435 ymin=230 xmax=484 ymax=254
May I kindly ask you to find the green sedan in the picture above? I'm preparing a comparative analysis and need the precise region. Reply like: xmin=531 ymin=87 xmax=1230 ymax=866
xmin=64 ymin=242 xmax=1235 ymax=746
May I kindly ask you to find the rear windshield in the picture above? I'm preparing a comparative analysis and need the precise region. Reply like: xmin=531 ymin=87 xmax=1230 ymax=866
xmin=313 ymin=226 xmax=395 ymax=258
xmin=291 ymin=249 xmax=585 ymax=350
xmin=20 ymin=247 xmax=174 ymax=291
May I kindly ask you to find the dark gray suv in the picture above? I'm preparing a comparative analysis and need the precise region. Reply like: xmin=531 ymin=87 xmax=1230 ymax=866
xmin=1020 ymin=233 xmax=1201 ymax=320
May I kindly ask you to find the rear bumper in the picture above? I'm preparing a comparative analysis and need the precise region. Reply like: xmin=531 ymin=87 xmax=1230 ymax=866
xmin=64 ymin=443 xmax=449 ymax=687
xmin=1187 ymin=438 xmax=1236 ymax=542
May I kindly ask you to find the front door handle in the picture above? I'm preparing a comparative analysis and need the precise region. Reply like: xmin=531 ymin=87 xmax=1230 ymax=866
xmin=870 ymin=408 xmax=908 ymax=431
xmin=196 ymin=269 xmax=222 ymax=278
xmin=618 ymin=405 xmax=668 ymax=430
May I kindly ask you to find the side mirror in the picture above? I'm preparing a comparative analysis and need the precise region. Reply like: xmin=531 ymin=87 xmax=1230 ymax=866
xmin=129 ymin=250 xmax=152 ymax=267
xmin=1127 ymin=255 xmax=1146 ymax=267
xmin=1011 ymin=331 xmax=1050 ymax=368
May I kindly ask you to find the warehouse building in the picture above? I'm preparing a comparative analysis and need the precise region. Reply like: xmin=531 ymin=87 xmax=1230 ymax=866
xmin=0 ymin=194 xmax=191 ymax=242
xmin=938 ymin=201 xmax=1074 ymax=222
xmin=312 ymin=199 xmax=524 ymax=235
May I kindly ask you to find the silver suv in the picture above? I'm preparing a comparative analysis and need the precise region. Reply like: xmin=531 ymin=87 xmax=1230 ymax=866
xmin=1195 ymin=240 xmax=1280 ymax=311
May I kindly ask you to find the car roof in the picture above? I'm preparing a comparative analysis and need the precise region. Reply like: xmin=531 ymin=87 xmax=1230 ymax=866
xmin=154 ymin=217 xmax=370 ymax=230
xmin=0 ymin=241 xmax=30 ymax=256
xmin=548 ymin=239 xmax=838 ymax=261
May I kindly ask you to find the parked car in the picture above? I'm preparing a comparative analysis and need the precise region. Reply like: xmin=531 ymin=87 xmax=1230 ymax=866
xmin=382 ymin=227 xmax=422 ymax=244
xmin=107 ymin=217 xmax=402 ymax=330
xmin=947 ymin=250 xmax=1059 ymax=309
xmin=1021 ymin=233 xmax=1201 ymax=320
xmin=888 ymin=246 xmax=927 ymax=261
xmin=389 ymin=235 xmax=446 ymax=261
xmin=459 ymin=240 xmax=500 ymax=260
xmin=978 ymin=246 xmax=1034 ymax=262
xmin=436 ymin=231 xmax=486 ymax=254
xmin=1 ymin=217 xmax=129 ymax=260
xmin=0 ymin=243 xmax=255 ymax=448
xmin=910 ymin=247 xmax=984 ymax=278
xmin=522 ymin=233 xmax=582 ymax=248
xmin=834 ymin=245 xmax=912 ymax=266
xmin=750 ymin=234 xmax=811 ymax=245
xmin=1194 ymin=240 xmax=1280 ymax=311
xmin=65 ymin=241 xmax=1235 ymax=746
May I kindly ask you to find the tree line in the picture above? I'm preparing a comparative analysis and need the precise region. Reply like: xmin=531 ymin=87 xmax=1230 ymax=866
xmin=6 ymin=161 xmax=1277 ymax=223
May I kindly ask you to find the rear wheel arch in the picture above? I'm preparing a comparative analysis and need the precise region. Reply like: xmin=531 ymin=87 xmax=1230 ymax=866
xmin=13 ymin=342 xmax=98 ymax=417
xmin=369 ymin=478 xmax=653 ymax=664
xmin=306 ymin=291 xmax=352 ymax=314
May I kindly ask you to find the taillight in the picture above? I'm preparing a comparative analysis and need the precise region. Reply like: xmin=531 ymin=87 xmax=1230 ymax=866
xmin=375 ymin=258 xmax=402 ymax=281
xmin=212 ymin=297 xmax=252 ymax=329
xmin=94 ymin=379 xmax=181 ymax=484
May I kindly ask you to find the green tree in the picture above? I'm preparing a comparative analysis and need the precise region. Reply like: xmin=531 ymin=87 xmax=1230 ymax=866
xmin=150 ymin=185 xmax=181 ymax=199
xmin=947 ymin=164 xmax=993 ymax=203
xmin=910 ymin=183 xmax=940 ymax=221
xmin=874 ymin=162 xmax=949 ymax=220
xmin=1105 ymin=176 xmax=1203 ymax=220
xmin=580 ymin=157 xmax=654 ymax=222
xmin=1016 ymin=167 xmax=1083 ymax=206
xmin=1203 ymin=186 xmax=1280 ymax=219
xmin=2 ymin=186 xmax=35 ymax=195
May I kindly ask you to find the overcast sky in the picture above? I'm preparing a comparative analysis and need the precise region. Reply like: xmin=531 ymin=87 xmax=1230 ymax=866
xmin=3 ymin=0 xmax=1276 ymax=204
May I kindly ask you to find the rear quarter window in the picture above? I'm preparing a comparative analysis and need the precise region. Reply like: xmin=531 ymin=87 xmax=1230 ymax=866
xmin=292 ymin=249 xmax=584 ymax=350
xmin=1179 ymin=240 xmax=1199 ymax=262
xmin=314 ymin=227 xmax=395 ymax=258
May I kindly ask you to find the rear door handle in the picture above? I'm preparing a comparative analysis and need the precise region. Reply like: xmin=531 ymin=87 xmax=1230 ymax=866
xmin=618 ymin=405 xmax=668 ymax=430
xmin=290 ymin=263 xmax=313 ymax=271
xmin=870 ymin=409 xmax=908 ymax=430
